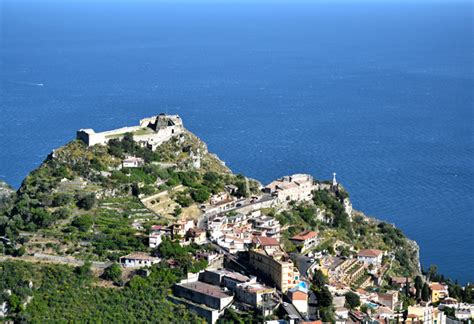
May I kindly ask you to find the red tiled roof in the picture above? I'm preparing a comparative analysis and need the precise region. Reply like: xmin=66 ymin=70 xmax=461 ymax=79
xmin=252 ymin=236 xmax=280 ymax=247
xmin=357 ymin=249 xmax=384 ymax=257
xmin=291 ymin=230 xmax=318 ymax=241
xmin=288 ymin=290 xmax=308 ymax=301
xmin=430 ymin=282 xmax=448 ymax=291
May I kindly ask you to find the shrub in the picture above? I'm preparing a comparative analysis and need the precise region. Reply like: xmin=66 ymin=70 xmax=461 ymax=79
xmin=345 ymin=291 xmax=361 ymax=309
xmin=71 ymin=215 xmax=93 ymax=232
xmin=76 ymin=194 xmax=96 ymax=210
xmin=52 ymin=193 xmax=73 ymax=207
xmin=190 ymin=188 xmax=210 ymax=203
xmin=102 ymin=263 xmax=122 ymax=282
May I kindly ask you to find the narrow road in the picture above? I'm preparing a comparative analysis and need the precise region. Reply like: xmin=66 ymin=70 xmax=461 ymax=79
xmin=0 ymin=253 xmax=111 ymax=269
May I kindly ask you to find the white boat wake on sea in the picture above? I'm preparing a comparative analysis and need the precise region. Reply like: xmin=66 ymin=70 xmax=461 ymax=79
xmin=8 ymin=81 xmax=44 ymax=87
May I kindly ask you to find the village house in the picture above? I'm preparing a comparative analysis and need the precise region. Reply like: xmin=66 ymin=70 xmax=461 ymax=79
xmin=406 ymin=305 xmax=446 ymax=323
xmin=252 ymin=236 xmax=280 ymax=249
xmin=195 ymin=252 xmax=224 ymax=269
xmin=208 ymin=216 xmax=226 ymax=241
xmin=173 ymin=281 xmax=234 ymax=311
xmin=200 ymin=269 xmax=252 ymax=291
xmin=122 ymin=156 xmax=145 ymax=168
xmin=149 ymin=231 xmax=165 ymax=248
xmin=148 ymin=224 xmax=172 ymax=248
xmin=289 ymin=230 xmax=319 ymax=253
xmin=235 ymin=282 xmax=276 ymax=308
xmin=263 ymin=174 xmax=315 ymax=204
xmin=430 ymin=282 xmax=449 ymax=303
xmin=389 ymin=276 xmax=412 ymax=289
xmin=119 ymin=252 xmax=160 ymax=268
xmin=252 ymin=215 xmax=281 ymax=239
xmin=249 ymin=239 xmax=300 ymax=292
xmin=210 ymin=192 xmax=233 ymax=206
xmin=216 ymin=235 xmax=245 ymax=254
xmin=377 ymin=290 xmax=399 ymax=310
xmin=373 ymin=306 xmax=395 ymax=321
xmin=357 ymin=249 xmax=384 ymax=267
xmin=172 ymin=219 xmax=195 ymax=238
xmin=184 ymin=227 xmax=207 ymax=245
xmin=287 ymin=284 xmax=309 ymax=314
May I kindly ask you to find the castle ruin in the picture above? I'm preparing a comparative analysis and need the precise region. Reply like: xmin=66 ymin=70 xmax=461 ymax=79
xmin=77 ymin=114 xmax=184 ymax=150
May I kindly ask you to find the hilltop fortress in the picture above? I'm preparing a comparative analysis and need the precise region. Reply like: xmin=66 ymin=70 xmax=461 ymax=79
xmin=77 ymin=114 xmax=184 ymax=150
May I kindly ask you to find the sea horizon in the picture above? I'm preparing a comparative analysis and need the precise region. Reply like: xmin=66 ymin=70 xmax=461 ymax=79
xmin=1 ymin=0 xmax=473 ymax=283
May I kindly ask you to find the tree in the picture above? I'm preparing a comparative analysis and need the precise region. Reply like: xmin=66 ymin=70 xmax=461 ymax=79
xmin=315 ymin=286 xmax=333 ymax=308
xmin=190 ymin=188 xmax=210 ymax=203
xmin=312 ymin=270 xmax=328 ymax=288
xmin=345 ymin=291 xmax=361 ymax=309
xmin=52 ymin=193 xmax=72 ymax=207
xmin=102 ymin=263 xmax=122 ymax=282
xmin=415 ymin=275 xmax=423 ymax=300
xmin=427 ymin=264 xmax=438 ymax=281
xmin=76 ymin=194 xmax=96 ymax=210
xmin=421 ymin=282 xmax=431 ymax=302
xmin=75 ymin=261 xmax=93 ymax=281
xmin=71 ymin=215 xmax=93 ymax=232
xmin=174 ymin=206 xmax=182 ymax=216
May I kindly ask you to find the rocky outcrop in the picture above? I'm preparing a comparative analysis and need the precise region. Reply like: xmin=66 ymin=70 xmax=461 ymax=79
xmin=0 ymin=180 xmax=15 ymax=209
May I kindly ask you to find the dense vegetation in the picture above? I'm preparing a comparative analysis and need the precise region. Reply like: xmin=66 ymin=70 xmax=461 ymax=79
xmin=0 ymin=131 xmax=259 ymax=260
xmin=0 ymin=260 xmax=203 ymax=322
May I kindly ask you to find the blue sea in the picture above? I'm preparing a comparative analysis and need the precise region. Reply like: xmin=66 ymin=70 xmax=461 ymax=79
xmin=1 ymin=0 xmax=473 ymax=283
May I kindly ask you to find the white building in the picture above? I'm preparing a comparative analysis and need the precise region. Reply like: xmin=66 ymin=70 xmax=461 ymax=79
xmin=263 ymin=174 xmax=315 ymax=203
xmin=289 ymin=230 xmax=319 ymax=253
xmin=236 ymin=282 xmax=275 ymax=307
xmin=357 ymin=249 xmax=384 ymax=266
xmin=122 ymin=156 xmax=145 ymax=168
xmin=287 ymin=285 xmax=309 ymax=314
xmin=253 ymin=215 xmax=281 ymax=238
xmin=119 ymin=252 xmax=160 ymax=268
xmin=217 ymin=235 xmax=245 ymax=254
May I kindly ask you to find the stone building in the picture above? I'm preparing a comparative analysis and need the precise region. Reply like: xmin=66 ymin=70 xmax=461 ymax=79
xmin=249 ymin=240 xmax=300 ymax=292
xmin=173 ymin=281 xmax=234 ymax=311
xmin=357 ymin=249 xmax=384 ymax=266
xmin=77 ymin=114 xmax=184 ymax=150
xmin=263 ymin=174 xmax=315 ymax=204
xmin=289 ymin=230 xmax=319 ymax=253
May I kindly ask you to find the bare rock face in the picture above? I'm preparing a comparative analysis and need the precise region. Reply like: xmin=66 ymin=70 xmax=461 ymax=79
xmin=0 ymin=180 xmax=15 ymax=209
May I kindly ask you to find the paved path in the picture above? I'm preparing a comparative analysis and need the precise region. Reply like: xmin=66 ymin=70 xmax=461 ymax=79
xmin=0 ymin=254 xmax=111 ymax=269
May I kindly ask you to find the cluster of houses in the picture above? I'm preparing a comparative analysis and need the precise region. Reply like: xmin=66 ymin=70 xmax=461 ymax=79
xmin=317 ymin=249 xmax=389 ymax=291
xmin=115 ymin=173 xmax=474 ymax=323
xmin=148 ymin=218 xmax=207 ymax=249
xmin=207 ymin=210 xmax=281 ymax=253
xmin=170 ymin=267 xmax=278 ymax=323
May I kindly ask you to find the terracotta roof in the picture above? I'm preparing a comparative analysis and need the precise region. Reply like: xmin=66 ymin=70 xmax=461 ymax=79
xmin=391 ymin=276 xmax=411 ymax=284
xmin=291 ymin=230 xmax=318 ymax=241
xmin=430 ymin=282 xmax=448 ymax=291
xmin=252 ymin=236 xmax=280 ymax=247
xmin=357 ymin=249 xmax=384 ymax=257
xmin=288 ymin=290 xmax=308 ymax=301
